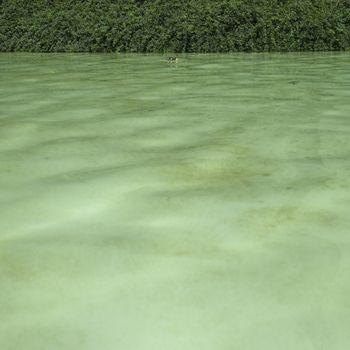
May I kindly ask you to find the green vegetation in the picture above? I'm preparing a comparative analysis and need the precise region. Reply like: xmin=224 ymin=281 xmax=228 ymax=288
xmin=1 ymin=0 xmax=350 ymax=52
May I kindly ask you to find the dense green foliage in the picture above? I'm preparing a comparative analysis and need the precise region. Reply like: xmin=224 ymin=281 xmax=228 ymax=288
xmin=1 ymin=0 xmax=350 ymax=52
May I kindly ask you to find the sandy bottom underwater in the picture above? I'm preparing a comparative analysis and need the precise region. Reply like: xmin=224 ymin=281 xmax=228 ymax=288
xmin=1 ymin=53 xmax=350 ymax=349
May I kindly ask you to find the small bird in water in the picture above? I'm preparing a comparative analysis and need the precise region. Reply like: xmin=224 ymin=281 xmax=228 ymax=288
xmin=167 ymin=56 xmax=178 ymax=63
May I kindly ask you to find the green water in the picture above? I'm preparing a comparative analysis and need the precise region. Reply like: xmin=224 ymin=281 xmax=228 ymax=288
xmin=1 ymin=53 xmax=350 ymax=349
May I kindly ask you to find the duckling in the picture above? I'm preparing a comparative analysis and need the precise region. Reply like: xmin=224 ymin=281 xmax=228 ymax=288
xmin=167 ymin=56 xmax=178 ymax=63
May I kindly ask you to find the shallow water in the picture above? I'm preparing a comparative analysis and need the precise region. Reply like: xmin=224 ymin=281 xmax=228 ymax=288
xmin=1 ymin=53 xmax=350 ymax=349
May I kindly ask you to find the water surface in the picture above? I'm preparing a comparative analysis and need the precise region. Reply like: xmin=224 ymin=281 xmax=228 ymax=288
xmin=1 ymin=53 xmax=350 ymax=349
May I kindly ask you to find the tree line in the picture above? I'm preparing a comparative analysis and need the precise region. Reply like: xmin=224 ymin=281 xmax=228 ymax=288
xmin=1 ymin=0 xmax=350 ymax=52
